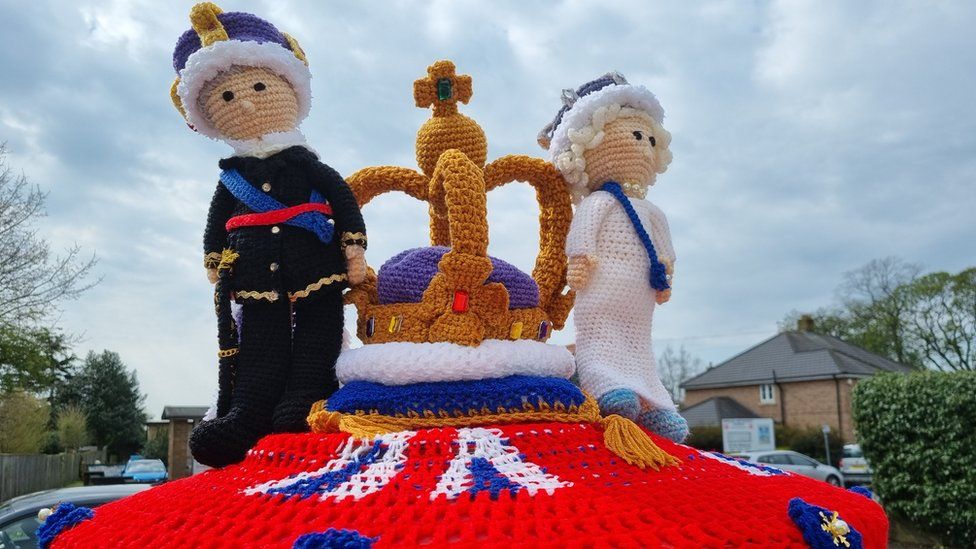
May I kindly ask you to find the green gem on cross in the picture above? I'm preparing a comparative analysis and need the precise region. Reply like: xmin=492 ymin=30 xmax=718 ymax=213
xmin=437 ymin=78 xmax=453 ymax=101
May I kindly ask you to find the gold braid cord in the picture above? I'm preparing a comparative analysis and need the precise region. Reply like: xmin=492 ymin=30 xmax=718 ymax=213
xmin=307 ymin=395 xmax=679 ymax=471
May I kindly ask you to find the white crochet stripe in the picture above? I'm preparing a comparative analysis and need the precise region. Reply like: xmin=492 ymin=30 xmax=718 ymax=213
xmin=243 ymin=431 xmax=412 ymax=501
xmin=548 ymin=84 xmax=663 ymax=165
xmin=336 ymin=339 xmax=575 ymax=386
xmin=177 ymin=40 xmax=312 ymax=139
xmin=431 ymin=427 xmax=571 ymax=500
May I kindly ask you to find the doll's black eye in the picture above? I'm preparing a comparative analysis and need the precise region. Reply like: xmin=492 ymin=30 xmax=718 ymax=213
xmin=649 ymin=135 xmax=656 ymax=147
xmin=253 ymin=82 xmax=266 ymax=91
xmin=633 ymin=131 xmax=643 ymax=140
xmin=222 ymin=90 xmax=234 ymax=102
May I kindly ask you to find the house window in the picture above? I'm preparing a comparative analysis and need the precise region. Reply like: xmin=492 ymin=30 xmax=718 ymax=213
xmin=760 ymin=383 xmax=775 ymax=404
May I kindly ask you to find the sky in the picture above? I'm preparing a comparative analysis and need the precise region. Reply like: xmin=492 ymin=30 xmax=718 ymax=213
xmin=1 ymin=0 xmax=974 ymax=419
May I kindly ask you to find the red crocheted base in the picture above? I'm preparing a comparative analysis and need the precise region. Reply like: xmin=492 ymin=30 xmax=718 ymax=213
xmin=53 ymin=423 xmax=888 ymax=548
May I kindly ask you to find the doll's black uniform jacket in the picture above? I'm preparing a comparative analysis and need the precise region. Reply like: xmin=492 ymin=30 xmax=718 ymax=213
xmin=203 ymin=145 xmax=366 ymax=303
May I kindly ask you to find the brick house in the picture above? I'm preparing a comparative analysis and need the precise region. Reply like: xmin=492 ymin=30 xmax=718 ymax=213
xmin=680 ymin=319 xmax=913 ymax=442
xmin=154 ymin=406 xmax=209 ymax=480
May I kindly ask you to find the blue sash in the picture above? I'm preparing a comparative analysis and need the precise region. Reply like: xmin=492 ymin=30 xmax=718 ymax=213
xmin=599 ymin=182 xmax=670 ymax=291
xmin=219 ymin=169 xmax=334 ymax=244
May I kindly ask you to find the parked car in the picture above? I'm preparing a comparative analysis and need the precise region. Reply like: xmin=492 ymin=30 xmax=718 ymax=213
xmin=733 ymin=450 xmax=844 ymax=486
xmin=0 ymin=484 xmax=149 ymax=549
xmin=121 ymin=459 xmax=168 ymax=484
xmin=838 ymin=443 xmax=872 ymax=487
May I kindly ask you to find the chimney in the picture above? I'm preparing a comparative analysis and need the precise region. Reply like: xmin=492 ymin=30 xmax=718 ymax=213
xmin=797 ymin=314 xmax=815 ymax=332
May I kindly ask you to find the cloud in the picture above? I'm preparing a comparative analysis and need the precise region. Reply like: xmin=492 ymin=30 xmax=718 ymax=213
xmin=1 ymin=0 xmax=974 ymax=417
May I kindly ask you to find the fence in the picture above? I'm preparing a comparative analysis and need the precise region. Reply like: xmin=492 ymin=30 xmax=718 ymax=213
xmin=0 ymin=449 xmax=106 ymax=503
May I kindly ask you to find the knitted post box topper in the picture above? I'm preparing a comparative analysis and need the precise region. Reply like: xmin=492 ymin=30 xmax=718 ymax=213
xmin=47 ymin=60 xmax=890 ymax=549
xmin=539 ymin=72 xmax=687 ymax=442
xmin=170 ymin=2 xmax=367 ymax=467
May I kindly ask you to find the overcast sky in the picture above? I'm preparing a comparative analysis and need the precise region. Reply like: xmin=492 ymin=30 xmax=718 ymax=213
xmin=1 ymin=1 xmax=974 ymax=418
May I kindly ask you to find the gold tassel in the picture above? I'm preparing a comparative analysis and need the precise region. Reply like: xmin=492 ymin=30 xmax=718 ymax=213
xmin=600 ymin=414 xmax=680 ymax=470
xmin=306 ymin=401 xmax=342 ymax=433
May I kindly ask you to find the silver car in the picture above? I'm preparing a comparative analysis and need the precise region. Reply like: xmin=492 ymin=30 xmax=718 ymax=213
xmin=733 ymin=450 xmax=844 ymax=486
xmin=839 ymin=443 xmax=872 ymax=487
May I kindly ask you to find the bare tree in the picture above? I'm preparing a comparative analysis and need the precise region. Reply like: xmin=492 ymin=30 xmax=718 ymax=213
xmin=657 ymin=344 xmax=706 ymax=405
xmin=782 ymin=257 xmax=974 ymax=370
xmin=838 ymin=257 xmax=922 ymax=367
xmin=0 ymin=145 xmax=98 ymax=326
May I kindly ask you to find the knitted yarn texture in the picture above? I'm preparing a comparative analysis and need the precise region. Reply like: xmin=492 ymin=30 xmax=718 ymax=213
xmin=567 ymin=190 xmax=678 ymax=416
xmin=343 ymin=60 xmax=573 ymax=350
xmin=50 ymin=425 xmax=889 ymax=548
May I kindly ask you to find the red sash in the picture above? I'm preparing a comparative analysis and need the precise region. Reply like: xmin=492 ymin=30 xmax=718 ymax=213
xmin=226 ymin=203 xmax=334 ymax=232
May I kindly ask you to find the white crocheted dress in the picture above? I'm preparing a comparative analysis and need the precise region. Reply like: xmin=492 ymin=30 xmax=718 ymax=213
xmin=567 ymin=190 xmax=677 ymax=412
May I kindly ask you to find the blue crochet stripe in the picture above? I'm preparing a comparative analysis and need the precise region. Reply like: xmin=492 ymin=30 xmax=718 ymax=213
xmin=787 ymin=498 xmax=863 ymax=549
xmin=293 ymin=529 xmax=378 ymax=549
xmin=220 ymin=169 xmax=334 ymax=244
xmin=266 ymin=440 xmax=385 ymax=499
xmin=599 ymin=181 xmax=670 ymax=291
xmin=848 ymin=485 xmax=873 ymax=499
xmin=468 ymin=457 xmax=521 ymax=499
xmin=36 ymin=503 xmax=95 ymax=549
xmin=325 ymin=375 xmax=586 ymax=416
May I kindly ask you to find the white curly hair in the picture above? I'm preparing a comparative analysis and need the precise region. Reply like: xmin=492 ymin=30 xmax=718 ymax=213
xmin=542 ymin=79 xmax=673 ymax=203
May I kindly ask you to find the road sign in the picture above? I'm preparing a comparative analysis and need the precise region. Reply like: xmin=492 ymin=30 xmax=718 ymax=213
xmin=721 ymin=418 xmax=776 ymax=453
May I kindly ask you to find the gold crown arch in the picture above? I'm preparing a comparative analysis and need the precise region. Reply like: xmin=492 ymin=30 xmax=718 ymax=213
xmin=345 ymin=61 xmax=575 ymax=347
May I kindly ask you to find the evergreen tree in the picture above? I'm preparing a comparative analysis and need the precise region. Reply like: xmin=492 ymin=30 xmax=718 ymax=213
xmin=66 ymin=351 xmax=147 ymax=460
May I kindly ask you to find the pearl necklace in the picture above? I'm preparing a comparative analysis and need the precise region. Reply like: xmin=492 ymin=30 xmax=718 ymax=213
xmin=620 ymin=182 xmax=648 ymax=199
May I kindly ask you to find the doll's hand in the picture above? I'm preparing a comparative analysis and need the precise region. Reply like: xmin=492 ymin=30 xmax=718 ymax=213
xmin=656 ymin=288 xmax=672 ymax=305
xmin=567 ymin=255 xmax=597 ymax=291
xmin=206 ymin=268 xmax=218 ymax=285
xmin=345 ymin=245 xmax=367 ymax=286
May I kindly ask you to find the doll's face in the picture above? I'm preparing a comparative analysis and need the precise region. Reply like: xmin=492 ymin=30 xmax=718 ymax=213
xmin=583 ymin=116 xmax=658 ymax=189
xmin=201 ymin=66 xmax=299 ymax=141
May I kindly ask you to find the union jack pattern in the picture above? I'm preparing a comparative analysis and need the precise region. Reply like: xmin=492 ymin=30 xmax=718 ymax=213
xmin=243 ymin=428 xmax=571 ymax=502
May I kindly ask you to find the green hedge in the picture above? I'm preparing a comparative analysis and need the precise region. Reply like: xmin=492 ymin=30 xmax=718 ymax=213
xmin=852 ymin=371 xmax=976 ymax=547
xmin=685 ymin=426 xmax=723 ymax=452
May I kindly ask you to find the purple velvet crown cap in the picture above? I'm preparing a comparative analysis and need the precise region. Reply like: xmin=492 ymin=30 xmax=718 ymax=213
xmin=172 ymin=11 xmax=293 ymax=74
xmin=377 ymin=247 xmax=539 ymax=310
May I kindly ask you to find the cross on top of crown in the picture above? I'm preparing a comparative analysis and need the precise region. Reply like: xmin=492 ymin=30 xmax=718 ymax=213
xmin=414 ymin=60 xmax=473 ymax=116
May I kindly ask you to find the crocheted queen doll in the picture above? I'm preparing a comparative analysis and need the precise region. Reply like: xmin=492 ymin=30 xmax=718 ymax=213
xmin=169 ymin=3 xmax=367 ymax=467
xmin=539 ymin=72 xmax=688 ymax=442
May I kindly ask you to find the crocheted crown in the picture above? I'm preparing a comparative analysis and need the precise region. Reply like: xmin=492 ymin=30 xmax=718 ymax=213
xmin=343 ymin=61 xmax=575 ymax=349
xmin=169 ymin=2 xmax=311 ymax=138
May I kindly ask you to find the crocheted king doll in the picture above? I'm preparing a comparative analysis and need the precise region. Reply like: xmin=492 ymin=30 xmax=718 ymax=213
xmin=539 ymin=72 xmax=688 ymax=442
xmin=169 ymin=3 xmax=367 ymax=467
